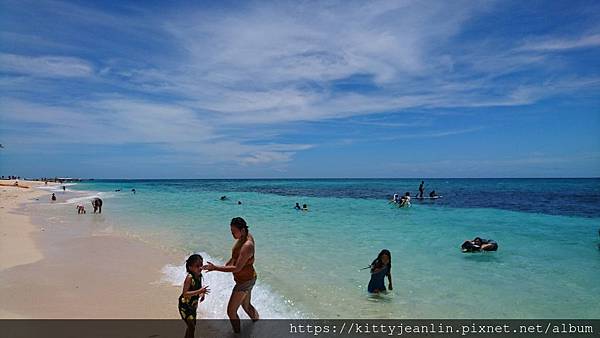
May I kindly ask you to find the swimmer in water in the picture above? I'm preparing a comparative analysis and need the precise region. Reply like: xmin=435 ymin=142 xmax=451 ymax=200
xmin=398 ymin=192 xmax=411 ymax=207
xmin=367 ymin=249 xmax=393 ymax=293
xmin=461 ymin=237 xmax=498 ymax=252
xmin=294 ymin=203 xmax=301 ymax=210
xmin=302 ymin=204 xmax=308 ymax=211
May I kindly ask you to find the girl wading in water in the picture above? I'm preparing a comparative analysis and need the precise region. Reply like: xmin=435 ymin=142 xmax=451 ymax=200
xmin=367 ymin=249 xmax=393 ymax=294
xmin=203 ymin=217 xmax=259 ymax=333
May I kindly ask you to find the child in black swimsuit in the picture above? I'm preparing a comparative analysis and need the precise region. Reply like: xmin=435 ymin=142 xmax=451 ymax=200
xmin=179 ymin=254 xmax=210 ymax=338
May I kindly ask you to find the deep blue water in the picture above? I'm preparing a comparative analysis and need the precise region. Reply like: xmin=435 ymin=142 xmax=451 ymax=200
xmin=86 ymin=178 xmax=600 ymax=218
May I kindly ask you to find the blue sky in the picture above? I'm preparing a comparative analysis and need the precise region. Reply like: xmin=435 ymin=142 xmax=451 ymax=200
xmin=0 ymin=0 xmax=599 ymax=178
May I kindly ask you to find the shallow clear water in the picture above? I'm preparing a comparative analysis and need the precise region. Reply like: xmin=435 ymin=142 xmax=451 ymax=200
xmin=43 ymin=179 xmax=600 ymax=318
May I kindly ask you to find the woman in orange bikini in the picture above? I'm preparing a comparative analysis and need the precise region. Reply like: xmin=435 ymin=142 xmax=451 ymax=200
xmin=203 ymin=217 xmax=259 ymax=333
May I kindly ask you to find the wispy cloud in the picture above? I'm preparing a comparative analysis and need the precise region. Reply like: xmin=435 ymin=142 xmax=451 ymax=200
xmin=99 ymin=1 xmax=597 ymax=127
xmin=369 ymin=126 xmax=485 ymax=142
xmin=0 ymin=97 xmax=312 ymax=166
xmin=519 ymin=33 xmax=600 ymax=51
xmin=0 ymin=53 xmax=93 ymax=78
xmin=1 ymin=0 xmax=599 ymax=175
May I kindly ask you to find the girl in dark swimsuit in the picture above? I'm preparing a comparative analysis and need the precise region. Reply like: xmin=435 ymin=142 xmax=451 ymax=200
xmin=368 ymin=249 xmax=393 ymax=293
xmin=178 ymin=254 xmax=210 ymax=338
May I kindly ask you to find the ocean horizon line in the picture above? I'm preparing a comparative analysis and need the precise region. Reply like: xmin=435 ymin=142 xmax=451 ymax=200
xmin=21 ymin=176 xmax=600 ymax=181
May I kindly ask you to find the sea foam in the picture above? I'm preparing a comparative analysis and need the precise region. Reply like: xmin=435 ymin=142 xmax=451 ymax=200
xmin=161 ymin=252 xmax=302 ymax=319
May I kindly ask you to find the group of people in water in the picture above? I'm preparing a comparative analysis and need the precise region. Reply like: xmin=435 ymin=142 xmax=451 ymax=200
xmin=364 ymin=236 xmax=499 ymax=297
xmin=50 ymin=193 xmax=103 ymax=214
xmin=220 ymin=196 xmax=243 ymax=205
xmin=294 ymin=202 xmax=309 ymax=211
xmin=177 ymin=232 xmax=497 ymax=335
xmin=417 ymin=181 xmax=439 ymax=198
xmin=114 ymin=188 xmax=136 ymax=194
xmin=72 ymin=198 xmax=102 ymax=214
xmin=391 ymin=192 xmax=412 ymax=207
xmin=175 ymin=219 xmax=398 ymax=336
xmin=390 ymin=181 xmax=440 ymax=208
xmin=45 ymin=182 xmax=502 ymax=335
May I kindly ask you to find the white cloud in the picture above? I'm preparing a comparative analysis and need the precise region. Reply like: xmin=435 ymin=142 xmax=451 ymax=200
xmin=2 ymin=0 xmax=599 ymax=171
xmin=0 ymin=53 xmax=93 ymax=78
xmin=0 ymin=97 xmax=312 ymax=166
xmin=102 ymin=0 xmax=597 ymax=127
xmin=519 ymin=33 xmax=600 ymax=51
xmin=381 ymin=126 xmax=485 ymax=140
xmin=96 ymin=0 xmax=495 ymax=126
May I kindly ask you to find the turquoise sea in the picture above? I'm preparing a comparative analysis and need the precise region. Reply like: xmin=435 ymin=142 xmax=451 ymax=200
xmin=36 ymin=179 xmax=600 ymax=318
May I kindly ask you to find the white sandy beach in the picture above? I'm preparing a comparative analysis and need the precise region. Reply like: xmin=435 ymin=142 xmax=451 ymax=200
xmin=0 ymin=181 xmax=181 ymax=319
xmin=0 ymin=181 xmax=45 ymax=271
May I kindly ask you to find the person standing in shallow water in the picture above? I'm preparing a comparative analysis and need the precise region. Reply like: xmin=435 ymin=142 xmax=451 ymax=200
xmin=368 ymin=249 xmax=393 ymax=293
xmin=203 ymin=217 xmax=259 ymax=333
xmin=178 ymin=254 xmax=210 ymax=338
xmin=91 ymin=197 xmax=102 ymax=213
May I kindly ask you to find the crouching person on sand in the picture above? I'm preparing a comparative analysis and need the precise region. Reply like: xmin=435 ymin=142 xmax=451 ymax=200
xmin=76 ymin=204 xmax=86 ymax=214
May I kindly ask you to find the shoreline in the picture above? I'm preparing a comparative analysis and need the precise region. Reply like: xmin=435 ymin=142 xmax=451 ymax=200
xmin=0 ymin=181 xmax=182 ymax=319
xmin=0 ymin=181 xmax=47 ymax=271
xmin=2 ymin=180 xmax=598 ymax=320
